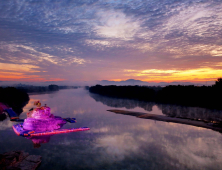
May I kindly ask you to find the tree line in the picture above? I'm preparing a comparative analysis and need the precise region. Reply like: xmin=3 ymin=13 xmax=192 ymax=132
xmin=89 ymin=78 xmax=222 ymax=110
xmin=0 ymin=87 xmax=30 ymax=120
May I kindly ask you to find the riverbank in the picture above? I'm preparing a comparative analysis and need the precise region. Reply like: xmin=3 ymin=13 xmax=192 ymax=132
xmin=11 ymin=84 xmax=79 ymax=93
xmin=89 ymin=79 xmax=222 ymax=110
xmin=0 ymin=87 xmax=29 ymax=121
xmin=108 ymin=109 xmax=222 ymax=133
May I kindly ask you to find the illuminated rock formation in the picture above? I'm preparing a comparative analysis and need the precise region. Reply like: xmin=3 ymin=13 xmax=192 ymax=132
xmin=23 ymin=101 xmax=66 ymax=132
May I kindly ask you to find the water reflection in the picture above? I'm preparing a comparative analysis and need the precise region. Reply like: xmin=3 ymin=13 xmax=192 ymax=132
xmin=90 ymin=93 xmax=222 ymax=123
xmin=1 ymin=88 xmax=222 ymax=170
xmin=90 ymin=93 xmax=155 ymax=112
xmin=27 ymin=136 xmax=51 ymax=148
xmin=159 ymin=104 xmax=222 ymax=122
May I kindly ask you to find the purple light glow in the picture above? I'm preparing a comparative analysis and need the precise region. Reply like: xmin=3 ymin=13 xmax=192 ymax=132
xmin=27 ymin=135 xmax=51 ymax=148
xmin=23 ymin=102 xmax=66 ymax=132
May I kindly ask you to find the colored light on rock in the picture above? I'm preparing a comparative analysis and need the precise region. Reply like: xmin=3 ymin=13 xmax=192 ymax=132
xmin=23 ymin=103 xmax=66 ymax=132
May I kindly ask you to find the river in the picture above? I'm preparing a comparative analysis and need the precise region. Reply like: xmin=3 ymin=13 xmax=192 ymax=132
xmin=0 ymin=88 xmax=222 ymax=170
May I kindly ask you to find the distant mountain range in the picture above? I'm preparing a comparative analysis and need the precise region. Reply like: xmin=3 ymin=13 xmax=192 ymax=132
xmin=98 ymin=79 xmax=215 ymax=86
xmin=100 ymin=79 xmax=147 ymax=85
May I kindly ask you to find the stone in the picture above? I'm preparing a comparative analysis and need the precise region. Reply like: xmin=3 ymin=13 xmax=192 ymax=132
xmin=0 ymin=151 xmax=41 ymax=170
xmin=18 ymin=159 xmax=41 ymax=170
xmin=18 ymin=152 xmax=29 ymax=162
xmin=25 ymin=155 xmax=42 ymax=163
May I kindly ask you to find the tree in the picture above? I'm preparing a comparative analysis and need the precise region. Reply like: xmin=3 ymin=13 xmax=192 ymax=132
xmin=48 ymin=85 xmax=59 ymax=91
xmin=215 ymin=78 xmax=222 ymax=87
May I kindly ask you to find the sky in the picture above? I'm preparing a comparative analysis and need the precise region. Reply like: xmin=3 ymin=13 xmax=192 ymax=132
xmin=0 ymin=0 xmax=222 ymax=84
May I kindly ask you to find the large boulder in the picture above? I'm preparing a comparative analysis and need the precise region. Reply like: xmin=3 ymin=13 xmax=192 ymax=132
xmin=0 ymin=150 xmax=41 ymax=170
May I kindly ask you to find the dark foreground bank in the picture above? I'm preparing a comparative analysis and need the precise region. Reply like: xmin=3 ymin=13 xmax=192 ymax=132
xmin=89 ymin=78 xmax=222 ymax=110
xmin=0 ymin=150 xmax=41 ymax=170
xmin=0 ymin=87 xmax=29 ymax=121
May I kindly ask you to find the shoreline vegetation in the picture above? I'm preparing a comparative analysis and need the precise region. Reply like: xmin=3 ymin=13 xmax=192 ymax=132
xmin=0 ymin=87 xmax=29 ymax=120
xmin=16 ymin=84 xmax=79 ymax=93
xmin=0 ymin=85 xmax=79 ymax=121
xmin=89 ymin=93 xmax=222 ymax=124
xmin=89 ymin=78 xmax=222 ymax=110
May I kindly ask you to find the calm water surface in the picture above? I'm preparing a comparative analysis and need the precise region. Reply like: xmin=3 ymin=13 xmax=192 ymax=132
xmin=1 ymin=88 xmax=222 ymax=170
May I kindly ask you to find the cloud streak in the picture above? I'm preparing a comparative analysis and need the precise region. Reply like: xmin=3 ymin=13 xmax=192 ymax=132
xmin=0 ymin=0 xmax=222 ymax=83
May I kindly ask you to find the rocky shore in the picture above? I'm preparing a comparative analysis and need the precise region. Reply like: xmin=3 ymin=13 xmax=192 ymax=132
xmin=0 ymin=151 xmax=41 ymax=170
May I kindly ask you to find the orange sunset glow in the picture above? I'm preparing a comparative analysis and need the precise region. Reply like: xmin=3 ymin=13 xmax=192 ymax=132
xmin=2 ymin=1 xmax=222 ymax=169
xmin=0 ymin=0 xmax=221 ymax=85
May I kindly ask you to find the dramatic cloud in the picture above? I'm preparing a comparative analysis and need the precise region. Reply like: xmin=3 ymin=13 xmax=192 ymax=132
xmin=0 ymin=0 xmax=222 ymax=83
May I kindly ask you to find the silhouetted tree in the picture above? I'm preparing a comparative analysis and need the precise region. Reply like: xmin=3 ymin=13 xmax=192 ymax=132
xmin=88 ymin=79 xmax=222 ymax=110
xmin=48 ymin=85 xmax=59 ymax=91
xmin=215 ymin=78 xmax=222 ymax=87
xmin=0 ymin=87 xmax=29 ymax=115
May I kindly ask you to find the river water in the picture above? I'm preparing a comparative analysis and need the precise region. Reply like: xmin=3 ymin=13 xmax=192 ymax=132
xmin=1 ymin=88 xmax=222 ymax=170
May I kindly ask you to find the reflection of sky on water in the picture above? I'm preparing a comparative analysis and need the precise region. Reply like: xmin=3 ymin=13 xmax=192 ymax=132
xmin=90 ymin=92 xmax=163 ymax=115
xmin=1 ymin=88 xmax=222 ymax=170
xmin=90 ymin=92 xmax=222 ymax=122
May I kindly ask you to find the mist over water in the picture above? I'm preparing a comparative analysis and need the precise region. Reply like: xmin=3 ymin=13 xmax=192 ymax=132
xmin=1 ymin=88 xmax=222 ymax=170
